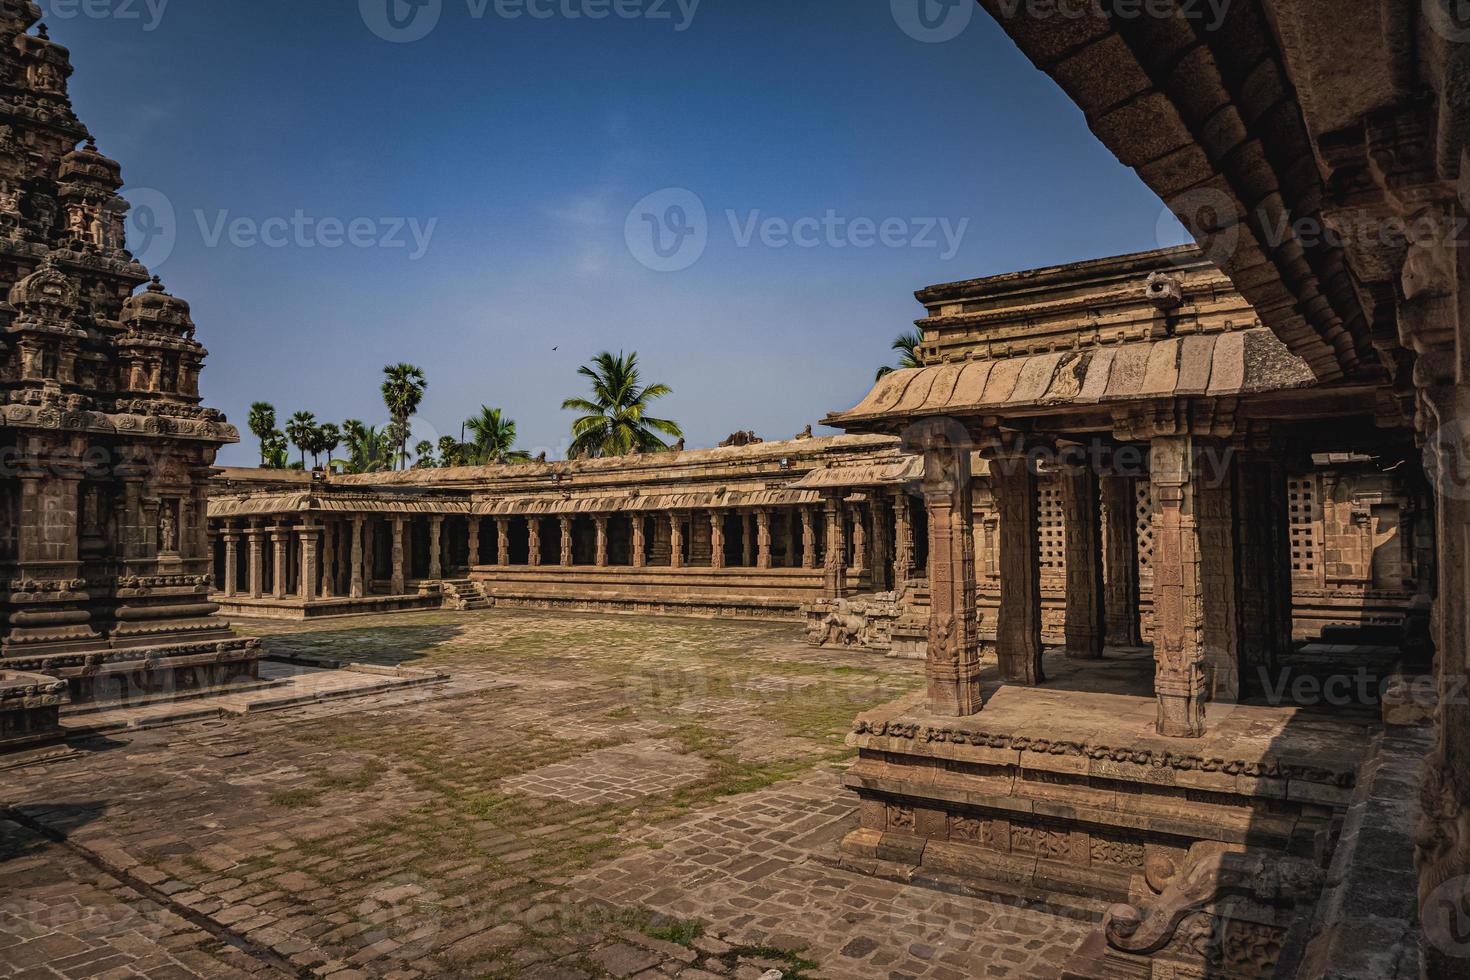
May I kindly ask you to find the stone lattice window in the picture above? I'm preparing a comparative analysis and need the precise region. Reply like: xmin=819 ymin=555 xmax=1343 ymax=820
xmin=1135 ymin=483 xmax=1155 ymax=580
xmin=1038 ymin=483 xmax=1066 ymax=573
xmin=1289 ymin=476 xmax=1321 ymax=575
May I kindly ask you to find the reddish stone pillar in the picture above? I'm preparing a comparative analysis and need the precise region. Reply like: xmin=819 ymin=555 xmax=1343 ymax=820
xmin=1197 ymin=445 xmax=1243 ymax=703
xmin=631 ymin=516 xmax=647 ymax=568
xmin=917 ymin=422 xmax=983 ymax=716
xmin=710 ymin=511 xmax=726 ymax=569
xmin=271 ymin=528 xmax=290 ymax=599
xmin=850 ymin=503 xmax=867 ymax=578
xmin=1149 ymin=436 xmax=1207 ymax=738
xmin=822 ymin=495 xmax=847 ymax=598
xmin=1061 ymin=457 xmax=1106 ymax=660
xmin=870 ymin=496 xmax=890 ymax=592
xmin=1100 ymin=472 xmax=1141 ymax=647
xmin=527 ymin=518 xmax=542 ymax=567
xmin=390 ymin=517 xmax=406 ymax=595
xmin=299 ymin=525 xmax=319 ymax=601
xmin=994 ymin=449 xmax=1045 ymax=686
xmin=595 ymin=515 xmax=609 ymax=567
xmin=801 ymin=507 xmax=817 ymax=569
xmin=348 ymin=517 xmax=364 ymax=599
xmin=319 ymin=520 xmax=336 ymax=598
xmin=742 ymin=512 xmax=755 ymax=567
xmin=559 ymin=516 xmax=573 ymax=567
xmin=756 ymin=509 xmax=772 ymax=569
xmin=892 ymin=489 xmax=915 ymax=585
xmin=428 ymin=517 xmax=443 ymax=579
xmin=496 ymin=518 xmax=511 ymax=567
xmin=468 ymin=517 xmax=481 ymax=567
xmin=669 ymin=513 xmax=685 ymax=569
xmin=222 ymin=526 xmax=239 ymax=597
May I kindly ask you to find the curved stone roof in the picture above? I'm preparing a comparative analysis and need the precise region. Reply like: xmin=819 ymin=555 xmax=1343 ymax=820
xmin=828 ymin=327 xmax=1315 ymax=430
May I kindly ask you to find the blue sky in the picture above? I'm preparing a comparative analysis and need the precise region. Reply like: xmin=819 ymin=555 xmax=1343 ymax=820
xmin=52 ymin=0 xmax=1189 ymax=465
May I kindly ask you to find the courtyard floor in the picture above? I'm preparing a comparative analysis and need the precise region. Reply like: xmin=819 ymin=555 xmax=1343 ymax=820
xmin=0 ymin=610 xmax=1092 ymax=980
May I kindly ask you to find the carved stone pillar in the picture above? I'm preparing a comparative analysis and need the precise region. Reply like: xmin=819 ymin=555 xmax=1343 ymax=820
xmin=756 ymin=509 xmax=772 ymax=569
xmin=917 ymin=423 xmax=983 ymax=716
xmin=428 ymin=517 xmax=443 ymax=579
xmin=391 ymin=517 xmax=406 ymax=595
xmin=271 ymin=528 xmax=290 ymax=600
xmin=850 ymin=503 xmax=867 ymax=578
xmin=559 ymin=516 xmax=573 ymax=566
xmin=801 ymin=507 xmax=817 ymax=569
xmin=785 ymin=510 xmax=800 ymax=568
xmin=822 ymin=495 xmax=847 ymax=599
xmin=1235 ymin=450 xmax=1286 ymax=684
xmin=870 ymin=496 xmax=891 ymax=592
xmin=993 ymin=449 xmax=1045 ymax=686
xmin=349 ymin=517 xmax=364 ymax=599
xmin=363 ymin=520 xmax=376 ymax=590
xmin=741 ymin=512 xmax=754 ymax=567
xmin=1100 ymin=473 xmax=1141 ymax=647
xmin=528 ymin=518 xmax=542 ymax=567
xmin=1197 ymin=446 xmax=1243 ymax=703
xmin=299 ymin=525 xmax=319 ymax=601
xmin=496 ymin=518 xmax=510 ymax=567
xmin=595 ymin=516 xmax=609 ymax=567
xmin=631 ymin=516 xmax=646 ymax=568
xmin=1061 ymin=457 xmax=1105 ymax=660
xmin=710 ymin=510 xmax=726 ymax=569
xmin=222 ymin=528 xmax=239 ymax=597
xmin=468 ymin=517 xmax=481 ymax=567
xmin=320 ymin=521 xmax=336 ymax=598
xmin=669 ymin=513 xmax=685 ymax=569
xmin=1149 ymin=436 xmax=1206 ymax=738
xmin=892 ymin=489 xmax=915 ymax=585
xmin=248 ymin=523 xmax=265 ymax=598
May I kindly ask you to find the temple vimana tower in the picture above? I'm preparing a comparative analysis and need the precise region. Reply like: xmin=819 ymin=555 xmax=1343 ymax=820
xmin=0 ymin=1 xmax=257 ymax=737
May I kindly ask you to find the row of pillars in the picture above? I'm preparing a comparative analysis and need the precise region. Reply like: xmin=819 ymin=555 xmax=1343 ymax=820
xmin=218 ymin=516 xmax=440 ymax=601
xmin=919 ymin=428 xmax=1293 ymax=738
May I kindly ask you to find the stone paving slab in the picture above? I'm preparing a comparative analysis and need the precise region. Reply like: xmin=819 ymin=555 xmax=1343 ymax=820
xmin=503 ymin=739 xmax=713 ymax=805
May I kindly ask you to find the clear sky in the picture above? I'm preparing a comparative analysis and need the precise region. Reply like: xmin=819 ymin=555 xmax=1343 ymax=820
xmin=52 ymin=0 xmax=1189 ymax=465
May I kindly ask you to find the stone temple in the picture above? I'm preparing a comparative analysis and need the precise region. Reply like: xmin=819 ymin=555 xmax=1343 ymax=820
xmin=3 ymin=2 xmax=1470 ymax=979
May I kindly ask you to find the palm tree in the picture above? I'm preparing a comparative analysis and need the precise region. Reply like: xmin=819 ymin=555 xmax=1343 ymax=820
xmin=339 ymin=420 xmax=394 ymax=473
xmin=875 ymin=330 xmax=925 ymax=381
xmin=247 ymin=402 xmax=277 ymax=467
xmin=285 ymin=411 xmax=317 ymax=469
xmin=562 ymin=351 xmax=682 ymax=458
xmin=263 ymin=431 xmax=289 ymax=469
xmin=465 ymin=406 xmax=530 ymax=464
xmin=413 ymin=439 xmax=435 ymax=468
xmin=437 ymin=435 xmax=466 ymax=468
xmin=381 ymin=363 xmax=427 ymax=470
xmin=312 ymin=423 xmax=342 ymax=472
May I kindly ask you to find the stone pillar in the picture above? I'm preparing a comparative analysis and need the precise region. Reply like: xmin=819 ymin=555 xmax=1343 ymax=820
xmin=528 ymin=518 xmax=542 ymax=567
xmin=917 ymin=423 xmax=983 ymax=716
xmin=994 ymin=449 xmax=1045 ymax=686
xmin=391 ymin=517 xmax=407 ymax=595
xmin=248 ymin=523 xmax=265 ymax=597
xmin=363 ymin=519 xmax=376 ymax=590
xmin=320 ymin=520 xmax=336 ymax=598
xmin=785 ymin=510 xmax=800 ymax=568
xmin=1100 ymin=473 xmax=1142 ymax=647
xmin=1061 ymin=457 xmax=1106 ymax=660
xmin=741 ymin=512 xmax=755 ymax=567
xmin=349 ymin=517 xmax=365 ymax=599
xmin=1149 ymin=435 xmax=1206 ymax=738
xmin=222 ymin=527 xmax=239 ymax=596
xmin=822 ymin=495 xmax=847 ymax=598
xmin=801 ymin=507 xmax=817 ymax=569
xmin=1197 ymin=447 xmax=1243 ymax=703
xmin=631 ymin=516 xmax=647 ymax=568
xmin=497 ymin=518 xmax=510 ymax=567
xmin=428 ymin=517 xmax=443 ymax=579
xmin=870 ymin=496 xmax=891 ymax=592
xmin=468 ymin=517 xmax=481 ymax=567
xmin=756 ymin=509 xmax=772 ymax=569
xmin=892 ymin=489 xmax=915 ymax=585
xmin=709 ymin=511 xmax=727 ymax=569
xmin=850 ymin=504 xmax=867 ymax=578
xmin=595 ymin=516 xmax=609 ymax=567
xmin=669 ymin=513 xmax=685 ymax=569
xmin=1235 ymin=450 xmax=1285 ymax=687
xmin=271 ymin=528 xmax=290 ymax=600
xmin=558 ymin=516 xmax=573 ymax=566
xmin=299 ymin=525 xmax=319 ymax=601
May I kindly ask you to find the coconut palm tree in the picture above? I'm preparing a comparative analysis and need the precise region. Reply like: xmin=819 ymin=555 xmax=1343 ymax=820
xmin=465 ymin=406 xmax=530 ymax=464
xmin=437 ymin=435 xmax=466 ymax=468
xmin=339 ymin=420 xmax=394 ymax=474
xmin=562 ymin=351 xmax=682 ymax=458
xmin=285 ymin=411 xmax=317 ymax=469
xmin=381 ymin=363 xmax=427 ymax=470
xmin=875 ymin=330 xmax=925 ymax=381
xmin=247 ymin=402 xmax=277 ymax=467
xmin=263 ymin=431 xmax=289 ymax=469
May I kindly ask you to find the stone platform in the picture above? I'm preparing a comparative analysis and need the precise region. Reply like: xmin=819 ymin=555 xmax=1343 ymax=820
xmin=0 ymin=671 xmax=67 ymax=747
xmin=840 ymin=648 xmax=1369 ymax=912
xmin=3 ymin=635 xmax=263 ymax=705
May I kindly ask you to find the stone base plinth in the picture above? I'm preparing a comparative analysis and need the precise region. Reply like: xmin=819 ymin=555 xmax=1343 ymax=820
xmin=5 ymin=636 xmax=263 ymax=705
xmin=216 ymin=593 xmax=442 ymax=621
xmin=0 ymin=671 xmax=67 ymax=746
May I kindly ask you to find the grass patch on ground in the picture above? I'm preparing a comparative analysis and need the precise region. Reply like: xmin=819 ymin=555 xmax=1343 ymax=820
xmin=266 ymin=788 xmax=322 ymax=809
